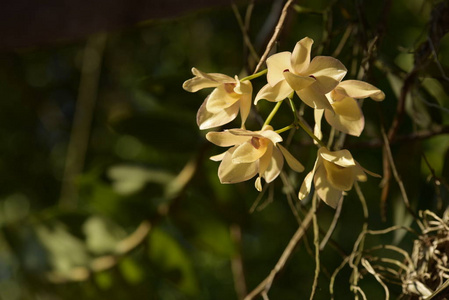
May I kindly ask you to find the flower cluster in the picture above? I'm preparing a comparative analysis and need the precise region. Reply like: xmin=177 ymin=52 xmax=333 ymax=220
xmin=183 ymin=37 xmax=384 ymax=208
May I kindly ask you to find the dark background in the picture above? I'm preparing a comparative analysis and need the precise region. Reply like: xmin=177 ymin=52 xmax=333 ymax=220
xmin=0 ymin=0 xmax=448 ymax=299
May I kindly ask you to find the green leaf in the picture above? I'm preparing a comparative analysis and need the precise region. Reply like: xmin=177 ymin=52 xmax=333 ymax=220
xmin=148 ymin=227 xmax=199 ymax=296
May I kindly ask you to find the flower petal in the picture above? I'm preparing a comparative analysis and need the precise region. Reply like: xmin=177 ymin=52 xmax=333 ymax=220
xmin=218 ymin=147 xmax=258 ymax=183
xmin=257 ymin=130 xmax=283 ymax=145
xmin=255 ymin=176 xmax=263 ymax=191
xmin=210 ymin=151 xmax=227 ymax=162
xmin=314 ymin=109 xmax=325 ymax=143
xmin=206 ymin=84 xmax=240 ymax=113
xmin=331 ymin=97 xmax=362 ymax=120
xmin=314 ymin=164 xmax=343 ymax=208
xmin=325 ymin=97 xmax=364 ymax=136
xmin=325 ymin=111 xmax=365 ymax=136
xmin=277 ymin=144 xmax=304 ymax=172
xmin=183 ymin=67 xmax=235 ymax=92
xmin=206 ymin=129 xmax=250 ymax=147
xmin=232 ymin=138 xmax=268 ymax=163
xmin=283 ymin=71 xmax=316 ymax=91
xmin=239 ymin=93 xmax=251 ymax=128
xmin=227 ymin=127 xmax=282 ymax=145
xmin=259 ymin=142 xmax=274 ymax=175
xmin=354 ymin=162 xmax=368 ymax=182
xmin=298 ymin=171 xmax=314 ymax=200
xmin=255 ymin=81 xmax=293 ymax=104
xmin=197 ymin=97 xmax=239 ymax=130
xmin=335 ymin=80 xmax=385 ymax=101
xmin=322 ymin=159 xmax=355 ymax=191
xmin=266 ymin=52 xmax=292 ymax=86
xmin=263 ymin=146 xmax=284 ymax=183
xmin=290 ymin=37 xmax=314 ymax=75
xmin=234 ymin=76 xmax=252 ymax=95
xmin=296 ymin=84 xmax=333 ymax=110
xmin=319 ymin=147 xmax=356 ymax=167
xmin=307 ymin=56 xmax=347 ymax=94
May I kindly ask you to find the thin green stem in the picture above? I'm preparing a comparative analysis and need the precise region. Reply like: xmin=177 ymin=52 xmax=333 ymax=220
xmin=288 ymin=95 xmax=298 ymax=122
xmin=240 ymin=69 xmax=267 ymax=81
xmin=275 ymin=124 xmax=295 ymax=134
xmin=263 ymin=101 xmax=283 ymax=127
xmin=297 ymin=119 xmax=326 ymax=148
xmin=309 ymin=193 xmax=320 ymax=300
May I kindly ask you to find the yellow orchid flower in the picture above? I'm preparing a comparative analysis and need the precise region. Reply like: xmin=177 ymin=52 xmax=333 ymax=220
xmin=255 ymin=37 xmax=347 ymax=110
xmin=298 ymin=147 xmax=379 ymax=208
xmin=315 ymin=80 xmax=386 ymax=136
xmin=183 ymin=67 xmax=252 ymax=130
xmin=206 ymin=125 xmax=304 ymax=191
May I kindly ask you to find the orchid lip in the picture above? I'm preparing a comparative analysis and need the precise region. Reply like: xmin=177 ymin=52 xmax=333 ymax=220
xmin=251 ymin=137 xmax=260 ymax=149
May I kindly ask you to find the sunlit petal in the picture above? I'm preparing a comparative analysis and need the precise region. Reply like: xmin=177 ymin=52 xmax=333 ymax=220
xmin=325 ymin=97 xmax=364 ymax=136
xmin=239 ymin=93 xmax=252 ymax=128
xmin=296 ymin=84 xmax=333 ymax=110
xmin=314 ymin=164 xmax=343 ymax=208
xmin=319 ymin=148 xmax=356 ymax=167
xmin=210 ymin=151 xmax=227 ymax=162
xmin=290 ymin=37 xmax=314 ymax=74
xmin=325 ymin=111 xmax=365 ymax=136
xmin=197 ymin=97 xmax=239 ymax=130
xmin=263 ymin=146 xmax=284 ymax=183
xmin=314 ymin=109 xmax=325 ymax=143
xmin=322 ymin=160 xmax=355 ymax=191
xmin=277 ymin=144 xmax=304 ymax=172
xmin=257 ymin=129 xmax=283 ymax=145
xmin=335 ymin=80 xmax=385 ymax=101
xmin=183 ymin=67 xmax=235 ymax=92
xmin=307 ymin=56 xmax=347 ymax=94
xmin=266 ymin=52 xmax=292 ymax=86
xmin=259 ymin=143 xmax=273 ymax=175
xmin=206 ymin=129 xmax=250 ymax=146
xmin=354 ymin=163 xmax=368 ymax=182
xmin=218 ymin=147 xmax=258 ymax=183
xmin=283 ymin=71 xmax=316 ymax=91
xmin=255 ymin=176 xmax=263 ymax=191
xmin=232 ymin=139 xmax=268 ymax=163
xmin=206 ymin=84 xmax=240 ymax=113
xmin=298 ymin=171 xmax=314 ymax=200
xmin=234 ymin=77 xmax=252 ymax=95
xmin=255 ymin=81 xmax=293 ymax=104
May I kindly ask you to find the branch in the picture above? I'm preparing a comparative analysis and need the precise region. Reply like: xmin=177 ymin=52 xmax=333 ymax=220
xmin=253 ymin=0 xmax=296 ymax=74
xmin=244 ymin=207 xmax=314 ymax=300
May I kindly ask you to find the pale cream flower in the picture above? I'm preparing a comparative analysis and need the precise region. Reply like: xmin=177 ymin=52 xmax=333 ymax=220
xmin=298 ymin=147 xmax=378 ymax=208
xmin=255 ymin=37 xmax=347 ymax=110
xmin=315 ymin=80 xmax=385 ymax=136
xmin=183 ymin=68 xmax=252 ymax=130
xmin=206 ymin=126 xmax=304 ymax=191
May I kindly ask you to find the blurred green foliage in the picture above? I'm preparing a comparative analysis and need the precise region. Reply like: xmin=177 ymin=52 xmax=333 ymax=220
xmin=0 ymin=0 xmax=448 ymax=299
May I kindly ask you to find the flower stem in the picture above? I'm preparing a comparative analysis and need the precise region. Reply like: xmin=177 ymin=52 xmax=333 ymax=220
xmin=263 ymin=101 xmax=283 ymax=127
xmin=275 ymin=124 xmax=295 ymax=134
xmin=240 ymin=69 xmax=268 ymax=81
xmin=288 ymin=95 xmax=298 ymax=122
xmin=297 ymin=119 xmax=326 ymax=148
xmin=287 ymin=94 xmax=326 ymax=148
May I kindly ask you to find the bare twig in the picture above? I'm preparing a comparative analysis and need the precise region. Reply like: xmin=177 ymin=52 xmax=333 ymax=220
xmin=309 ymin=194 xmax=320 ymax=300
xmin=59 ymin=33 xmax=107 ymax=209
xmin=381 ymin=125 xmax=424 ymax=230
xmin=46 ymin=220 xmax=151 ymax=283
xmin=253 ymin=0 xmax=296 ymax=74
xmin=244 ymin=207 xmax=314 ymax=300
xmin=232 ymin=2 xmax=260 ymax=64
xmin=231 ymin=224 xmax=248 ymax=300
xmin=320 ymin=196 xmax=343 ymax=251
